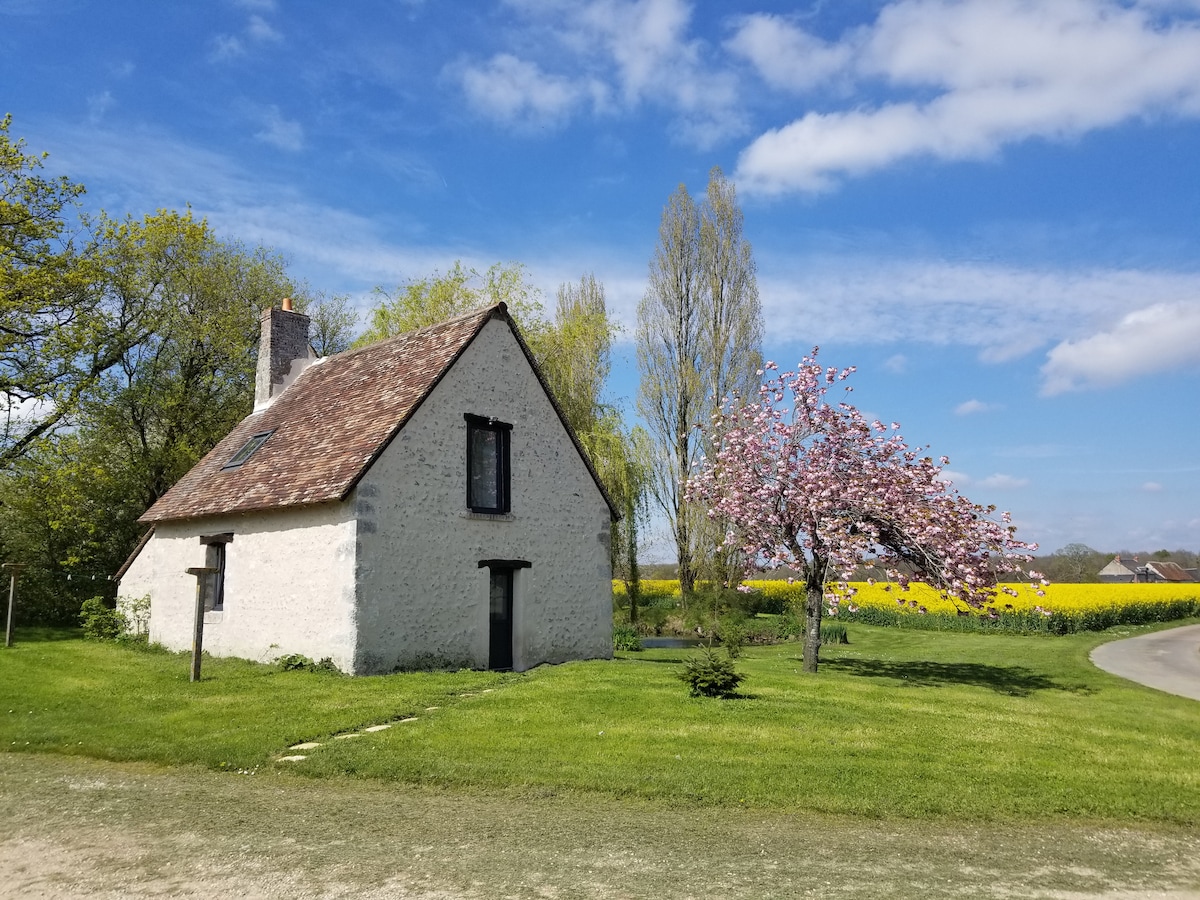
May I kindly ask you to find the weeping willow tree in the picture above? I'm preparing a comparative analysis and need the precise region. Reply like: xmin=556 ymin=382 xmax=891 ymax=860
xmin=540 ymin=276 xmax=649 ymax=608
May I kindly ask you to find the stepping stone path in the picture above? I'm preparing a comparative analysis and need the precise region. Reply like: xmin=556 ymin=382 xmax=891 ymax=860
xmin=275 ymin=713 xmax=423 ymax=762
xmin=272 ymin=689 xmax=499 ymax=763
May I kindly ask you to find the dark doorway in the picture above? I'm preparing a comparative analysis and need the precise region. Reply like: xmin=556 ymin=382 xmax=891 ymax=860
xmin=478 ymin=559 xmax=530 ymax=672
xmin=488 ymin=568 xmax=513 ymax=670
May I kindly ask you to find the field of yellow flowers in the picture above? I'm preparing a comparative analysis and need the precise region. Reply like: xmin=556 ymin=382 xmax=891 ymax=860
xmin=613 ymin=579 xmax=1200 ymax=634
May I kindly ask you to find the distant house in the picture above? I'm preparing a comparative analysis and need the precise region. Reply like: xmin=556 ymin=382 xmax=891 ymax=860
xmin=1142 ymin=561 xmax=1195 ymax=583
xmin=1097 ymin=556 xmax=1139 ymax=583
xmin=117 ymin=301 xmax=616 ymax=674
xmin=1097 ymin=556 xmax=1195 ymax=584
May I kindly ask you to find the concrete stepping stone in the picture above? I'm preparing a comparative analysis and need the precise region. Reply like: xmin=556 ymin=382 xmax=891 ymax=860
xmin=399 ymin=717 xmax=419 ymax=723
xmin=333 ymin=733 xmax=361 ymax=740
xmin=276 ymin=755 xmax=307 ymax=762
xmin=289 ymin=741 xmax=322 ymax=750
xmin=363 ymin=724 xmax=391 ymax=733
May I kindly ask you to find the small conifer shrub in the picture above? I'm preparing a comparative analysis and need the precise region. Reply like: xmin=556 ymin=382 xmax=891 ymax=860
xmin=678 ymin=647 xmax=745 ymax=698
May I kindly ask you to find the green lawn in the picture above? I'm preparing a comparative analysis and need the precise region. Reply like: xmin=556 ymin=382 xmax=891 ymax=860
xmin=3 ymin=623 xmax=1199 ymax=824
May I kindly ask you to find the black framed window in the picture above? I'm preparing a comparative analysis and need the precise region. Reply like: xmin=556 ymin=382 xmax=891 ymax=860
xmin=199 ymin=533 xmax=233 ymax=611
xmin=466 ymin=414 xmax=511 ymax=514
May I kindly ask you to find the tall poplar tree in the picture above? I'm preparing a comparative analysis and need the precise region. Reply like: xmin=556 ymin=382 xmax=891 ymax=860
xmin=637 ymin=167 xmax=763 ymax=595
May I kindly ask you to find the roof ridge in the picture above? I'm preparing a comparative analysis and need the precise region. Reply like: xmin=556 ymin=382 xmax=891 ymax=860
xmin=326 ymin=302 xmax=505 ymax=364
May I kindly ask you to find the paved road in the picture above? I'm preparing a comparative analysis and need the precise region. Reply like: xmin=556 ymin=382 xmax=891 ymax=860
xmin=1090 ymin=623 xmax=1200 ymax=701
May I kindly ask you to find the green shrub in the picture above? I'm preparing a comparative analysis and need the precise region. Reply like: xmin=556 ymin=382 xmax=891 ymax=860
xmin=820 ymin=622 xmax=849 ymax=645
xmin=715 ymin=616 xmax=747 ymax=658
xmin=678 ymin=647 xmax=745 ymax=698
xmin=277 ymin=653 xmax=343 ymax=674
xmin=773 ymin=613 xmax=804 ymax=640
xmin=79 ymin=596 xmax=127 ymax=641
xmin=635 ymin=605 xmax=670 ymax=635
xmin=120 ymin=594 xmax=151 ymax=635
xmin=612 ymin=622 xmax=642 ymax=651
xmin=277 ymin=653 xmax=314 ymax=671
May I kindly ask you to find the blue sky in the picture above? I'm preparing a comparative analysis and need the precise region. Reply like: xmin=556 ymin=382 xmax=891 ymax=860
xmin=3 ymin=0 xmax=1199 ymax=558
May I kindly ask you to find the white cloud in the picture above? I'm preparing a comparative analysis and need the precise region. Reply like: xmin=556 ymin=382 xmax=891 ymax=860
xmin=245 ymin=14 xmax=281 ymax=43
xmin=939 ymin=469 xmax=1029 ymax=490
xmin=1143 ymin=481 xmax=1164 ymax=492
xmin=459 ymin=54 xmax=591 ymax=128
xmin=253 ymin=107 xmax=304 ymax=152
xmin=936 ymin=468 xmax=971 ymax=486
xmin=87 ymin=91 xmax=114 ymax=123
xmin=29 ymin=122 xmax=648 ymax=323
xmin=457 ymin=0 xmax=746 ymax=144
xmin=726 ymin=13 xmax=854 ymax=92
xmin=882 ymin=353 xmax=907 ymax=374
xmin=756 ymin=253 xmax=1200 ymax=361
xmin=1040 ymin=301 xmax=1200 ymax=394
xmin=734 ymin=0 xmax=1200 ymax=194
xmin=954 ymin=399 xmax=992 ymax=415
xmin=2 ymin=394 xmax=56 ymax=424
xmin=209 ymin=34 xmax=245 ymax=62
xmin=979 ymin=473 xmax=1030 ymax=490
xmin=210 ymin=7 xmax=282 ymax=62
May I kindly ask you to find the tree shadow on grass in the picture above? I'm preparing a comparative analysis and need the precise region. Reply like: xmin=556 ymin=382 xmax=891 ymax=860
xmin=817 ymin=657 xmax=1092 ymax=697
xmin=6 ymin=626 xmax=82 ymax=643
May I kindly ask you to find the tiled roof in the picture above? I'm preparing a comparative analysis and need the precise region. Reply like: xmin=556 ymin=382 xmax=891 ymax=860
xmin=140 ymin=303 xmax=618 ymax=524
xmin=1145 ymin=561 xmax=1194 ymax=582
xmin=141 ymin=305 xmax=501 ymax=523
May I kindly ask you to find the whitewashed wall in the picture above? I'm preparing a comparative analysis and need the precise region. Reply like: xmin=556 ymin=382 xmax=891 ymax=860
xmin=118 ymin=502 xmax=358 ymax=671
xmin=352 ymin=317 xmax=613 ymax=673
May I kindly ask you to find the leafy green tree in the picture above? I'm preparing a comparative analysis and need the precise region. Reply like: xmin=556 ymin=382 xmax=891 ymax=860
xmin=0 ymin=430 xmax=136 ymax=622
xmin=611 ymin=426 xmax=653 ymax=623
xmin=302 ymin=290 xmax=358 ymax=356
xmin=85 ymin=210 xmax=299 ymax=507
xmin=539 ymin=274 xmax=611 ymax=435
xmin=355 ymin=261 xmax=547 ymax=348
xmin=0 ymin=115 xmax=128 ymax=463
xmin=0 ymin=210 xmax=304 ymax=622
xmin=1048 ymin=543 xmax=1106 ymax=583
xmin=637 ymin=167 xmax=764 ymax=595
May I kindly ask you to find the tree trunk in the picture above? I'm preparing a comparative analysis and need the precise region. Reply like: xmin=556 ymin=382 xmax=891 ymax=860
xmin=625 ymin=495 xmax=641 ymax=624
xmin=678 ymin=534 xmax=696 ymax=596
xmin=802 ymin=581 xmax=823 ymax=673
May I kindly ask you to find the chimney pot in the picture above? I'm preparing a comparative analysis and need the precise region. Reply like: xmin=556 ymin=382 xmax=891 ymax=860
xmin=282 ymin=297 xmax=293 ymax=312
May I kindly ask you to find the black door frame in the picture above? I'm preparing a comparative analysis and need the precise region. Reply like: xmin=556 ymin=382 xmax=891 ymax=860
xmin=478 ymin=559 xmax=530 ymax=671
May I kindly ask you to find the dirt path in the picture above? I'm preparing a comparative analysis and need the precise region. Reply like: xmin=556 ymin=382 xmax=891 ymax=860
xmin=3 ymin=753 xmax=1200 ymax=899
xmin=1091 ymin=624 xmax=1200 ymax=701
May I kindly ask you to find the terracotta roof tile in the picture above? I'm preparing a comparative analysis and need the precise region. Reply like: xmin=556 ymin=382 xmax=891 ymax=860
xmin=1145 ymin=561 xmax=1194 ymax=582
xmin=140 ymin=305 xmax=499 ymax=523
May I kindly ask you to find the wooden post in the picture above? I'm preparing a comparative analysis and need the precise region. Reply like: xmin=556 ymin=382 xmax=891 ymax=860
xmin=3 ymin=563 xmax=26 ymax=649
xmin=185 ymin=566 xmax=217 ymax=682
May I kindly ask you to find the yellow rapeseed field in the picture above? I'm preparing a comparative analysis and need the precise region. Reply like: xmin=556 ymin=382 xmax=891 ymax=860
xmin=822 ymin=581 xmax=1198 ymax=615
xmin=614 ymin=578 xmax=1200 ymax=632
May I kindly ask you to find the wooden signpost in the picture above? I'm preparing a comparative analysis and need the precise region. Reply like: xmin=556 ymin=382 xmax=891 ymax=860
xmin=3 ymin=563 xmax=26 ymax=648
xmin=185 ymin=566 xmax=217 ymax=681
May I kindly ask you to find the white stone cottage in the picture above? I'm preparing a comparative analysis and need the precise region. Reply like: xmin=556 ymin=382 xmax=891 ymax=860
xmin=117 ymin=301 xmax=616 ymax=674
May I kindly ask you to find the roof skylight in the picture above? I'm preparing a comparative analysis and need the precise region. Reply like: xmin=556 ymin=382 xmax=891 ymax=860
xmin=222 ymin=430 xmax=274 ymax=470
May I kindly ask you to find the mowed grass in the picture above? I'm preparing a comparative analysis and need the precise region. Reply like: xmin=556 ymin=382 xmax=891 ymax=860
xmin=3 ymin=623 xmax=1199 ymax=824
xmin=0 ymin=628 xmax=511 ymax=767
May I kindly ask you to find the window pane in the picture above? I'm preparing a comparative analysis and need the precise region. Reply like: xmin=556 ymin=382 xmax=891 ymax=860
xmin=470 ymin=427 xmax=499 ymax=509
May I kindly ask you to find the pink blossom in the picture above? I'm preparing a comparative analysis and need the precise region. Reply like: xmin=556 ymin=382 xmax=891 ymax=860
xmin=684 ymin=347 xmax=1039 ymax=670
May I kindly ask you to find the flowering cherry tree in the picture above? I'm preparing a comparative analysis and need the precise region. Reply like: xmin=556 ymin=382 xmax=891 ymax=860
xmin=686 ymin=350 xmax=1039 ymax=673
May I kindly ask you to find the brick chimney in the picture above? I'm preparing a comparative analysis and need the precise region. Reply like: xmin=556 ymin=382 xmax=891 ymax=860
xmin=255 ymin=299 xmax=315 ymax=408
